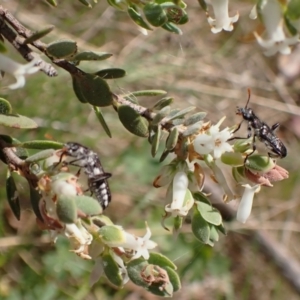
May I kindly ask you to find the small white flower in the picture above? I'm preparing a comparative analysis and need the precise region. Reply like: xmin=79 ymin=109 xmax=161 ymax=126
xmin=206 ymin=0 xmax=239 ymax=34
xmin=193 ymin=117 xmax=233 ymax=159
xmin=0 ymin=53 xmax=40 ymax=89
xmin=236 ymin=184 xmax=260 ymax=223
xmin=254 ymin=0 xmax=299 ymax=56
xmin=64 ymin=222 xmax=93 ymax=259
xmin=165 ymin=171 xmax=194 ymax=217
xmin=101 ymin=224 xmax=157 ymax=260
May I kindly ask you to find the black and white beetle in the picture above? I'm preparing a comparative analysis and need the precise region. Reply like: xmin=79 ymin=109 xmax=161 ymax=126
xmin=59 ymin=142 xmax=112 ymax=210
xmin=229 ymin=90 xmax=287 ymax=161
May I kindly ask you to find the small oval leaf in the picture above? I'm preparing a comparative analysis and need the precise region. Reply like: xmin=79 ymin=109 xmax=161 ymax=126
xmin=46 ymin=40 xmax=77 ymax=59
xmin=118 ymin=105 xmax=149 ymax=137
xmin=161 ymin=22 xmax=182 ymax=34
xmin=129 ymin=90 xmax=167 ymax=97
xmin=102 ymin=251 xmax=124 ymax=287
xmin=0 ymin=114 xmax=38 ymax=129
xmin=191 ymin=209 xmax=210 ymax=244
xmin=165 ymin=127 xmax=178 ymax=151
xmin=25 ymin=149 xmax=56 ymax=163
xmin=24 ymin=25 xmax=55 ymax=44
xmin=72 ymin=73 xmax=113 ymax=106
xmin=70 ymin=51 xmax=112 ymax=61
xmin=56 ymin=195 xmax=77 ymax=223
xmin=152 ymin=106 xmax=171 ymax=126
xmin=95 ymin=68 xmax=126 ymax=79
xmin=72 ymin=75 xmax=87 ymax=103
xmin=45 ymin=0 xmax=57 ymax=7
xmin=151 ymin=126 xmax=161 ymax=157
xmin=144 ymin=3 xmax=168 ymax=27
xmin=128 ymin=6 xmax=153 ymax=30
xmin=93 ymin=106 xmax=112 ymax=138
xmin=166 ymin=106 xmax=195 ymax=121
xmin=148 ymin=252 xmax=177 ymax=270
xmin=152 ymin=97 xmax=173 ymax=110
xmin=17 ymin=140 xmax=63 ymax=150
xmin=184 ymin=112 xmax=207 ymax=126
xmin=195 ymin=200 xmax=222 ymax=226
xmin=74 ymin=195 xmax=103 ymax=216
xmin=0 ymin=98 xmax=12 ymax=114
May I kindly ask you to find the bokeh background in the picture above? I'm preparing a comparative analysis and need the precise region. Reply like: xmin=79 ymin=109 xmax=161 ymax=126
xmin=0 ymin=0 xmax=300 ymax=299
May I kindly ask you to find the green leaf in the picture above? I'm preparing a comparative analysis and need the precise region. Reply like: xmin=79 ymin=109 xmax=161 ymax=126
xmin=144 ymin=3 xmax=168 ymax=27
xmin=152 ymin=106 xmax=171 ymax=126
xmin=95 ymin=68 xmax=126 ymax=79
xmin=164 ymin=266 xmax=181 ymax=292
xmin=216 ymin=223 xmax=227 ymax=235
xmin=129 ymin=90 xmax=167 ymax=97
xmin=127 ymin=257 xmax=150 ymax=288
xmin=74 ymin=195 xmax=103 ymax=216
xmin=159 ymin=149 xmax=170 ymax=162
xmin=70 ymin=51 xmax=112 ymax=61
xmin=286 ymin=0 xmax=300 ymax=20
xmin=72 ymin=73 xmax=113 ymax=106
xmin=93 ymin=106 xmax=112 ymax=138
xmin=102 ymin=251 xmax=124 ymax=287
xmin=6 ymin=170 xmax=21 ymax=220
xmin=30 ymin=185 xmax=43 ymax=222
xmin=152 ymin=97 xmax=173 ymax=110
xmin=25 ymin=149 xmax=56 ymax=163
xmin=182 ymin=122 xmax=203 ymax=137
xmin=161 ymin=22 xmax=182 ymax=34
xmin=197 ymin=0 xmax=207 ymax=11
xmin=0 ymin=98 xmax=12 ymax=114
xmin=195 ymin=200 xmax=222 ymax=226
xmin=166 ymin=106 xmax=195 ymax=121
xmin=191 ymin=209 xmax=210 ymax=244
xmin=24 ymin=26 xmax=55 ymax=44
xmin=151 ymin=125 xmax=161 ymax=157
xmin=165 ymin=127 xmax=178 ymax=151
xmin=118 ymin=105 xmax=149 ymax=137
xmin=148 ymin=252 xmax=177 ymax=270
xmin=56 ymin=195 xmax=77 ymax=223
xmin=46 ymin=40 xmax=78 ymax=59
xmin=45 ymin=0 xmax=57 ymax=7
xmin=209 ymin=225 xmax=219 ymax=242
xmin=128 ymin=6 xmax=153 ymax=30
xmin=72 ymin=75 xmax=87 ymax=103
xmin=17 ymin=140 xmax=63 ymax=150
xmin=0 ymin=114 xmax=38 ymax=129
xmin=184 ymin=112 xmax=207 ymax=126
xmin=127 ymin=258 xmax=178 ymax=296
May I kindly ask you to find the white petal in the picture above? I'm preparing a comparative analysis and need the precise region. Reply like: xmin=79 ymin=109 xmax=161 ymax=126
xmin=236 ymin=184 xmax=260 ymax=223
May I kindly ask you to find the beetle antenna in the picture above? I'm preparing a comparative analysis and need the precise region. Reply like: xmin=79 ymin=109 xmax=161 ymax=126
xmin=245 ymin=88 xmax=251 ymax=108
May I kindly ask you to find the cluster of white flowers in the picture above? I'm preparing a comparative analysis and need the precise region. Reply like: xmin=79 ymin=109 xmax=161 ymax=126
xmin=205 ymin=0 xmax=299 ymax=56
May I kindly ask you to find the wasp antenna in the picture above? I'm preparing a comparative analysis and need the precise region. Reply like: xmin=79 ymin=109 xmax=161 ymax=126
xmin=245 ymin=88 xmax=251 ymax=108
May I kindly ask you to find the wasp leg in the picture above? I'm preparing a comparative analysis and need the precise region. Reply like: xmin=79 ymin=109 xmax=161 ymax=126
xmin=244 ymin=133 xmax=257 ymax=163
xmin=271 ymin=122 xmax=280 ymax=132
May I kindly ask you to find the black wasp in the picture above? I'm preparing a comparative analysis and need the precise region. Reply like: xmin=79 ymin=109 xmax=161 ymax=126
xmin=59 ymin=142 xmax=112 ymax=210
xmin=229 ymin=90 xmax=287 ymax=161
